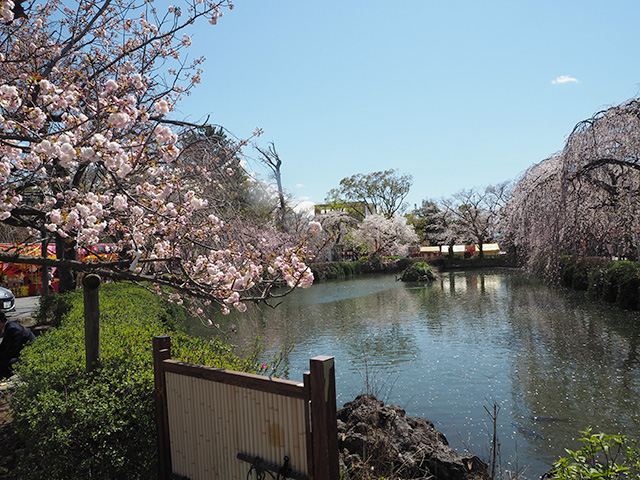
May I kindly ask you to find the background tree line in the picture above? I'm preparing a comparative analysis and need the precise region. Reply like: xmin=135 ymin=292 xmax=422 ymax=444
xmin=316 ymin=96 xmax=640 ymax=280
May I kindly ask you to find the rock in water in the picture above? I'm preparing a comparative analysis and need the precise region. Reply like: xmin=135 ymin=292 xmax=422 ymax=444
xmin=337 ymin=394 xmax=488 ymax=480
xmin=400 ymin=262 xmax=437 ymax=282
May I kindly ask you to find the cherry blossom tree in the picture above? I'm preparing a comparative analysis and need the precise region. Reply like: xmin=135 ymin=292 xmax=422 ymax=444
xmin=440 ymin=182 xmax=510 ymax=257
xmin=349 ymin=214 xmax=418 ymax=257
xmin=502 ymin=99 xmax=640 ymax=278
xmin=501 ymin=155 xmax=567 ymax=274
xmin=561 ymin=99 xmax=640 ymax=259
xmin=0 ymin=0 xmax=316 ymax=314
xmin=313 ymin=210 xmax=359 ymax=261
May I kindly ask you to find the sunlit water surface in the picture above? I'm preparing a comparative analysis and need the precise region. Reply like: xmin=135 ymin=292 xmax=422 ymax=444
xmin=187 ymin=269 xmax=640 ymax=479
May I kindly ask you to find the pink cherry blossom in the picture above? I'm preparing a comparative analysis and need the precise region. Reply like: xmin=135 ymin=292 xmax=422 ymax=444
xmin=0 ymin=0 xmax=316 ymax=316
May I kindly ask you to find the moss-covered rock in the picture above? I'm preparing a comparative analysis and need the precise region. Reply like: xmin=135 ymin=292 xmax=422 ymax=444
xmin=400 ymin=261 xmax=437 ymax=282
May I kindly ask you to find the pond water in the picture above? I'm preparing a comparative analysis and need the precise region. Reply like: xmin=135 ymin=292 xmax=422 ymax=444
xmin=188 ymin=269 xmax=640 ymax=479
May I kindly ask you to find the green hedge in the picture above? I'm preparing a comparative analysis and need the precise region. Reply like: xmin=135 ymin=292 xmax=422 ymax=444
xmin=560 ymin=255 xmax=590 ymax=291
xmin=561 ymin=256 xmax=640 ymax=310
xmin=428 ymin=254 xmax=515 ymax=270
xmin=590 ymin=261 xmax=640 ymax=310
xmin=11 ymin=282 xmax=260 ymax=480
xmin=310 ymin=257 xmax=411 ymax=281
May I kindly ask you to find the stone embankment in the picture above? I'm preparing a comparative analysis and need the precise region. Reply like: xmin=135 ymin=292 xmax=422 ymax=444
xmin=337 ymin=394 xmax=488 ymax=480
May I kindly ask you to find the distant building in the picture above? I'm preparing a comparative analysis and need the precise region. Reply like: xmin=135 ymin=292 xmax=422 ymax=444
xmin=410 ymin=243 xmax=501 ymax=258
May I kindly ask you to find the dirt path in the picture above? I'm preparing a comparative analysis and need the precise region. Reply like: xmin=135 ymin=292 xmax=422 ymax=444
xmin=0 ymin=385 xmax=19 ymax=479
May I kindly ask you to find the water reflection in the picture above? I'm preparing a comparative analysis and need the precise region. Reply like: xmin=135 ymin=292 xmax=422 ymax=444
xmin=188 ymin=269 xmax=640 ymax=479
xmin=503 ymin=274 xmax=640 ymax=472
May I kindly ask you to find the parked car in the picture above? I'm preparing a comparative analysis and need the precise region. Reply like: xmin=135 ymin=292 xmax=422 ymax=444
xmin=0 ymin=286 xmax=16 ymax=312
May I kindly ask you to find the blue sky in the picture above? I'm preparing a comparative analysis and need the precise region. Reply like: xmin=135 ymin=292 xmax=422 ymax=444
xmin=177 ymin=1 xmax=640 ymax=212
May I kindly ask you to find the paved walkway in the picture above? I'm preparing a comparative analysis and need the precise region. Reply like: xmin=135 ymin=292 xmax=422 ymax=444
xmin=6 ymin=295 xmax=39 ymax=325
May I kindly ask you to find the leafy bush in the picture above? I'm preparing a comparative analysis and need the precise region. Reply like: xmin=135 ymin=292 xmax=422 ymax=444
xmin=395 ymin=257 xmax=414 ymax=271
xmin=553 ymin=428 xmax=640 ymax=480
xmin=586 ymin=268 xmax=605 ymax=301
xmin=34 ymin=291 xmax=74 ymax=327
xmin=11 ymin=282 xmax=260 ymax=480
xmin=559 ymin=256 xmax=591 ymax=291
xmin=586 ymin=261 xmax=640 ymax=310
xmin=428 ymin=254 xmax=514 ymax=270
xmin=607 ymin=261 xmax=640 ymax=309
xmin=311 ymin=257 xmax=405 ymax=281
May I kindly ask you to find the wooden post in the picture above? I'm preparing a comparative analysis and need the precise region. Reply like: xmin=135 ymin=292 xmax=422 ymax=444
xmin=309 ymin=356 xmax=339 ymax=480
xmin=153 ymin=335 xmax=172 ymax=480
xmin=83 ymin=274 xmax=101 ymax=372
xmin=41 ymin=237 xmax=49 ymax=296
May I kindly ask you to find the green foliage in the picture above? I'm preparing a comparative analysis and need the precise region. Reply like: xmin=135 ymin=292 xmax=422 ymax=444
xmin=34 ymin=291 xmax=74 ymax=327
xmin=429 ymin=254 xmax=514 ymax=270
xmin=405 ymin=200 xmax=445 ymax=246
xmin=587 ymin=269 xmax=605 ymax=301
xmin=586 ymin=261 xmax=640 ymax=310
xmin=400 ymin=262 xmax=436 ymax=282
xmin=553 ymin=428 xmax=640 ymax=480
xmin=607 ymin=262 xmax=640 ymax=309
xmin=395 ymin=257 xmax=414 ymax=271
xmin=11 ymin=282 xmax=258 ymax=480
xmin=311 ymin=257 xmax=406 ymax=281
xmin=560 ymin=256 xmax=590 ymax=291
xmin=357 ymin=255 xmax=382 ymax=272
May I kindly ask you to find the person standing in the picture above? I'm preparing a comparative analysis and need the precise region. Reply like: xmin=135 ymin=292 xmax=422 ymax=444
xmin=0 ymin=312 xmax=36 ymax=378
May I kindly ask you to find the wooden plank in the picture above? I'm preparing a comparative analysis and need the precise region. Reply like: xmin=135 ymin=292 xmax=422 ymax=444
xmin=155 ymin=336 xmax=337 ymax=480
xmin=163 ymin=359 xmax=307 ymax=399
xmin=153 ymin=336 xmax=173 ymax=480
xmin=165 ymin=372 xmax=310 ymax=479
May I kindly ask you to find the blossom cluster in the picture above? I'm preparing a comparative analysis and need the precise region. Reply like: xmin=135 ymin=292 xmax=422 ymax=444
xmin=0 ymin=0 xmax=318 ymax=311
xmin=0 ymin=0 xmax=14 ymax=23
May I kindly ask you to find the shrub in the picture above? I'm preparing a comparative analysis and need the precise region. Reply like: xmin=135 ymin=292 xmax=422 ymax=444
xmin=607 ymin=261 xmax=640 ymax=309
xmin=552 ymin=428 xmax=640 ymax=480
xmin=310 ymin=258 xmax=406 ymax=281
xmin=559 ymin=256 xmax=591 ymax=291
xmin=34 ymin=291 xmax=74 ymax=327
xmin=11 ymin=282 xmax=259 ymax=480
xmin=586 ymin=261 xmax=640 ymax=310
xmin=587 ymin=268 xmax=606 ymax=301
xmin=396 ymin=257 xmax=414 ymax=271
xmin=572 ymin=265 xmax=590 ymax=291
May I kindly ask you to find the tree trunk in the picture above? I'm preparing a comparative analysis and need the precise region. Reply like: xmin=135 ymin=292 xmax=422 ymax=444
xmin=56 ymin=235 xmax=78 ymax=293
xmin=41 ymin=237 xmax=50 ymax=296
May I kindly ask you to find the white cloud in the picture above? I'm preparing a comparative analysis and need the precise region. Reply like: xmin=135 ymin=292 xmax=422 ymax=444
xmin=552 ymin=75 xmax=579 ymax=85
xmin=295 ymin=183 xmax=304 ymax=189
